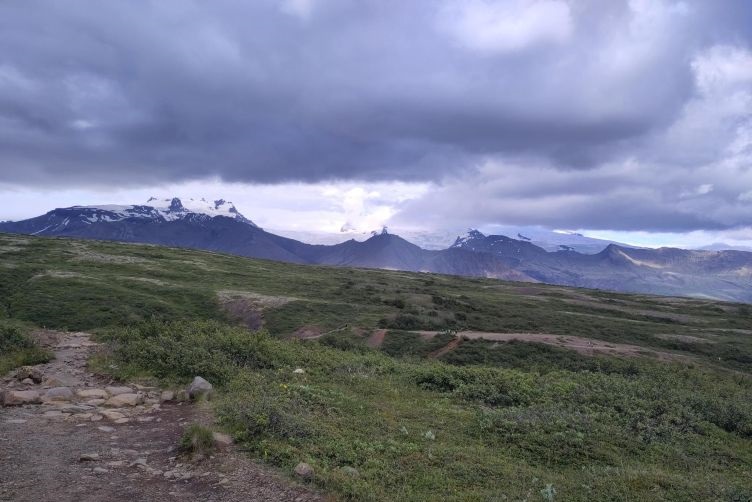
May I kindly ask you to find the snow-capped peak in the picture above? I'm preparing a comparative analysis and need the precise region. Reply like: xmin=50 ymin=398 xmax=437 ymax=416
xmin=71 ymin=197 xmax=257 ymax=227
xmin=452 ymin=229 xmax=486 ymax=248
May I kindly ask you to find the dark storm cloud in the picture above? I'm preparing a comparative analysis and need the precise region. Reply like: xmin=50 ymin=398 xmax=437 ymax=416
xmin=0 ymin=0 xmax=751 ymax=231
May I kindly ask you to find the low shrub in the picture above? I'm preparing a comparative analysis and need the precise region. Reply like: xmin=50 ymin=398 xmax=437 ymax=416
xmin=179 ymin=424 xmax=215 ymax=456
xmin=0 ymin=323 xmax=52 ymax=374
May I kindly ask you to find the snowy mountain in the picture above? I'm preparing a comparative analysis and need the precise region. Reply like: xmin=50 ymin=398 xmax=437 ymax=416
xmin=69 ymin=197 xmax=258 ymax=227
xmin=3 ymin=201 xmax=752 ymax=302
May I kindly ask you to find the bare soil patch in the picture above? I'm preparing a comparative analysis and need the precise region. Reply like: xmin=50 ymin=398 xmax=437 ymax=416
xmin=217 ymin=290 xmax=294 ymax=331
xmin=654 ymin=333 xmax=715 ymax=344
xmin=366 ymin=329 xmax=387 ymax=348
xmin=419 ymin=331 xmax=692 ymax=362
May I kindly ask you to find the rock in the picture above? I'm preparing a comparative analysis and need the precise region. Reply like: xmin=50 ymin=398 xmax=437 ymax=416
xmin=14 ymin=366 xmax=43 ymax=383
xmin=160 ymin=390 xmax=176 ymax=403
xmin=130 ymin=457 xmax=148 ymax=467
xmin=86 ymin=399 xmax=106 ymax=406
xmin=292 ymin=368 xmax=305 ymax=374
xmin=21 ymin=378 xmax=34 ymax=385
xmin=104 ymin=393 xmax=144 ymax=407
xmin=186 ymin=377 xmax=213 ymax=400
xmin=212 ymin=432 xmax=233 ymax=448
xmin=60 ymin=404 xmax=92 ymax=413
xmin=100 ymin=410 xmax=126 ymax=421
xmin=77 ymin=388 xmax=109 ymax=399
xmin=105 ymin=386 xmax=133 ymax=396
xmin=90 ymin=414 xmax=103 ymax=422
xmin=114 ymin=418 xmax=130 ymax=424
xmin=42 ymin=377 xmax=66 ymax=388
xmin=74 ymin=413 xmax=94 ymax=420
xmin=341 ymin=466 xmax=360 ymax=477
xmin=43 ymin=410 xmax=66 ymax=418
xmin=97 ymin=426 xmax=115 ymax=433
xmin=43 ymin=387 xmax=74 ymax=402
xmin=93 ymin=467 xmax=109 ymax=474
xmin=5 ymin=419 xmax=27 ymax=424
xmin=2 ymin=390 xmax=42 ymax=406
xmin=293 ymin=462 xmax=314 ymax=480
xmin=79 ymin=453 xmax=100 ymax=462
xmin=136 ymin=416 xmax=155 ymax=423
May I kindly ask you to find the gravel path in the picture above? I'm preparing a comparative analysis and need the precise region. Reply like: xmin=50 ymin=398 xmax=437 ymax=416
xmin=0 ymin=331 xmax=322 ymax=502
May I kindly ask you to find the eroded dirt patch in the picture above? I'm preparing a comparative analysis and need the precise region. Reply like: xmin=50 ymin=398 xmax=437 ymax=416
xmin=291 ymin=326 xmax=323 ymax=340
xmin=419 ymin=331 xmax=692 ymax=362
xmin=365 ymin=329 xmax=387 ymax=348
xmin=217 ymin=290 xmax=295 ymax=330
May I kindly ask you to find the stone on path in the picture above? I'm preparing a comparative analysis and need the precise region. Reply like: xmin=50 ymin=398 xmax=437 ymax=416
xmin=186 ymin=377 xmax=213 ymax=400
xmin=2 ymin=389 xmax=42 ymax=406
xmin=105 ymin=386 xmax=133 ymax=396
xmin=14 ymin=366 xmax=43 ymax=383
xmin=43 ymin=387 xmax=74 ymax=402
xmin=105 ymin=393 xmax=144 ymax=407
xmin=100 ymin=410 xmax=127 ymax=421
xmin=160 ymin=390 xmax=175 ymax=403
xmin=77 ymin=388 xmax=109 ymax=399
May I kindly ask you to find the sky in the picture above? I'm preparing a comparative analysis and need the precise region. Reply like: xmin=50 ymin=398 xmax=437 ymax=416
xmin=0 ymin=0 xmax=751 ymax=249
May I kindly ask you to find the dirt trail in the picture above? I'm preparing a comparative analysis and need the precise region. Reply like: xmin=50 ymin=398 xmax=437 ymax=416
xmin=427 ymin=337 xmax=462 ymax=359
xmin=365 ymin=329 xmax=387 ymax=348
xmin=420 ymin=330 xmax=692 ymax=362
xmin=0 ymin=331 xmax=322 ymax=502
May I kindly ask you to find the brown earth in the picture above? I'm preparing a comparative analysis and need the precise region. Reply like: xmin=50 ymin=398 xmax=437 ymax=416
xmin=365 ymin=329 xmax=387 ymax=348
xmin=418 ymin=331 xmax=693 ymax=362
xmin=0 ymin=331 xmax=322 ymax=502
xmin=217 ymin=290 xmax=294 ymax=331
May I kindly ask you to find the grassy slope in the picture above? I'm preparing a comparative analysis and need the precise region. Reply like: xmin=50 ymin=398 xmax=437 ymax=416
xmin=2 ymin=233 xmax=752 ymax=500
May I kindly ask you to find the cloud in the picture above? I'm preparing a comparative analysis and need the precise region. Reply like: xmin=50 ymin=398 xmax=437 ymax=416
xmin=437 ymin=0 xmax=573 ymax=53
xmin=0 ymin=0 xmax=750 ymax=234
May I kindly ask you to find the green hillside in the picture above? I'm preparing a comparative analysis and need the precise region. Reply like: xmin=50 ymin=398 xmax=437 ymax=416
xmin=2 ymin=233 xmax=752 ymax=500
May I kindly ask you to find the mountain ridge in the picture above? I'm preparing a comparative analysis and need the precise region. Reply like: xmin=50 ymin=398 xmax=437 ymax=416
xmin=2 ymin=199 xmax=752 ymax=302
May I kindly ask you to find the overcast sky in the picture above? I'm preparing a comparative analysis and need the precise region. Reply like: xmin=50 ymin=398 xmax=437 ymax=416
xmin=1 ymin=0 xmax=751 ymax=248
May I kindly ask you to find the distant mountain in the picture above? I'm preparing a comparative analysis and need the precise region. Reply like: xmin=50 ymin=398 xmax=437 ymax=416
xmin=453 ymin=229 xmax=752 ymax=302
xmin=696 ymin=242 xmax=752 ymax=252
xmin=0 ymin=198 xmax=526 ymax=281
xmin=2 ymin=200 xmax=752 ymax=302
xmin=472 ymin=225 xmax=631 ymax=254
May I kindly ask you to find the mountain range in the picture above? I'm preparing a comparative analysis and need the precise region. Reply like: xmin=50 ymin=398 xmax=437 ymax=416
xmin=2 ymin=197 xmax=751 ymax=302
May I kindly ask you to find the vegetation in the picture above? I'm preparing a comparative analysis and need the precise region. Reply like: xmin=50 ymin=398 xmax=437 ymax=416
xmin=2 ymin=233 xmax=752 ymax=499
xmin=0 ymin=320 xmax=52 ymax=374
xmin=101 ymin=320 xmax=752 ymax=501
xmin=179 ymin=423 xmax=216 ymax=457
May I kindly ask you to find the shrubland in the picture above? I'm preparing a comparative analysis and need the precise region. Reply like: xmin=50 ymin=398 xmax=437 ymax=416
xmin=2 ymin=233 xmax=752 ymax=500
